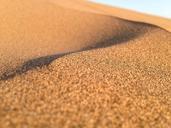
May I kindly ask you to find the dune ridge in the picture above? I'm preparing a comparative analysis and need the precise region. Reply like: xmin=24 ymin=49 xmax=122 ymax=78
xmin=84 ymin=0 xmax=171 ymax=32
xmin=0 ymin=0 xmax=171 ymax=127
xmin=0 ymin=0 xmax=153 ymax=78
xmin=50 ymin=0 xmax=171 ymax=32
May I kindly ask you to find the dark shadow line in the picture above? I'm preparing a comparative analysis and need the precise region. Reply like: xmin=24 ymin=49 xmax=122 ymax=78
xmin=0 ymin=22 xmax=152 ymax=81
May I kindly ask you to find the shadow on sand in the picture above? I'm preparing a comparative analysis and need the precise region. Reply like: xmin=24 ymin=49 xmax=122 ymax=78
xmin=0 ymin=22 xmax=152 ymax=80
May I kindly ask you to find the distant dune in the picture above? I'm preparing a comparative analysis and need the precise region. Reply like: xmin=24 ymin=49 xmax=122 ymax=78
xmin=87 ymin=0 xmax=171 ymax=32
xmin=0 ymin=0 xmax=171 ymax=127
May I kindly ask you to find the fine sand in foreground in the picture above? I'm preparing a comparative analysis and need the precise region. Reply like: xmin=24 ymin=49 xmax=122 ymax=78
xmin=0 ymin=0 xmax=171 ymax=127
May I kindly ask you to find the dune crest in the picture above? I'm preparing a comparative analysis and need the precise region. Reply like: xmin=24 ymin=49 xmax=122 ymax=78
xmin=0 ymin=0 xmax=152 ymax=78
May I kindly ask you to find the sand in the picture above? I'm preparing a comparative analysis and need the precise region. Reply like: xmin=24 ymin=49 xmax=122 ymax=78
xmin=0 ymin=0 xmax=171 ymax=127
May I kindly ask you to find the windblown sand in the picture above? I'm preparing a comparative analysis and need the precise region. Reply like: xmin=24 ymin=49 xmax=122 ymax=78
xmin=0 ymin=0 xmax=171 ymax=127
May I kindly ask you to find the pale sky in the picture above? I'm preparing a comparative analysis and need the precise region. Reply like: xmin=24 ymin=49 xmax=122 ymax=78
xmin=90 ymin=0 xmax=171 ymax=19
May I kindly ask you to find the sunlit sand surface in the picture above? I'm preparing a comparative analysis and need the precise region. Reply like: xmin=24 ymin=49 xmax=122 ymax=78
xmin=0 ymin=0 xmax=171 ymax=127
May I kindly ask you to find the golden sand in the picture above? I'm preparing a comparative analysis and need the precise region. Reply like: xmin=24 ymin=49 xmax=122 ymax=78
xmin=0 ymin=0 xmax=171 ymax=127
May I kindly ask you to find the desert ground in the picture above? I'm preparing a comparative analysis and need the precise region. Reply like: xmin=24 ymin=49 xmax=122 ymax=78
xmin=0 ymin=0 xmax=171 ymax=127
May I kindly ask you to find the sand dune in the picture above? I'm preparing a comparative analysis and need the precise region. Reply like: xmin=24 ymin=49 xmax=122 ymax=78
xmin=51 ymin=0 xmax=171 ymax=32
xmin=0 ymin=0 xmax=171 ymax=127
xmin=87 ymin=0 xmax=171 ymax=32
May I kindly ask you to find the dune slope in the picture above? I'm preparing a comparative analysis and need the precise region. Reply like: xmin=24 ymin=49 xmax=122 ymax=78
xmin=0 ymin=0 xmax=150 ymax=77
xmin=0 ymin=0 xmax=171 ymax=128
